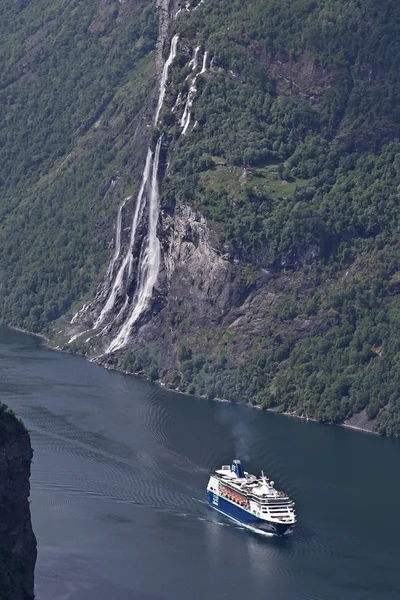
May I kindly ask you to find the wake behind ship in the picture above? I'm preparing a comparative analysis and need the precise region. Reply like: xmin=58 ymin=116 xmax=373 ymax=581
xmin=206 ymin=460 xmax=296 ymax=536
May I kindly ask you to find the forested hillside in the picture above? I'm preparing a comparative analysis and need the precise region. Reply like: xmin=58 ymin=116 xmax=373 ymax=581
xmin=0 ymin=0 xmax=158 ymax=329
xmin=2 ymin=0 xmax=400 ymax=436
xmin=153 ymin=0 xmax=400 ymax=436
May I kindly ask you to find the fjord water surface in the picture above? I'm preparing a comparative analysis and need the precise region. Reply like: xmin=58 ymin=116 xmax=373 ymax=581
xmin=1 ymin=326 xmax=399 ymax=600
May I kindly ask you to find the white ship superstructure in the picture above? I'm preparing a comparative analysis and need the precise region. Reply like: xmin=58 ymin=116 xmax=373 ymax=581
xmin=206 ymin=460 xmax=296 ymax=536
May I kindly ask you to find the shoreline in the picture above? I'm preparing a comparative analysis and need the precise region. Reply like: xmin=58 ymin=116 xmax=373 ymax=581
xmin=5 ymin=324 xmax=50 ymax=344
xmin=100 ymin=354 xmax=378 ymax=436
xmin=5 ymin=324 xmax=378 ymax=437
xmin=341 ymin=422 xmax=377 ymax=435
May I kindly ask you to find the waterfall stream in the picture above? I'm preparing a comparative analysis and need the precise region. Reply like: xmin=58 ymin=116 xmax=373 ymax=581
xmin=107 ymin=138 xmax=163 ymax=353
xmin=70 ymin=33 xmax=208 ymax=351
xmin=200 ymin=50 xmax=208 ymax=74
xmin=180 ymin=48 xmax=208 ymax=136
xmin=154 ymin=35 xmax=179 ymax=126
xmin=99 ymin=36 xmax=179 ymax=351
xmin=94 ymin=151 xmax=153 ymax=329
xmin=188 ymin=46 xmax=200 ymax=71
xmin=100 ymin=197 xmax=128 ymax=294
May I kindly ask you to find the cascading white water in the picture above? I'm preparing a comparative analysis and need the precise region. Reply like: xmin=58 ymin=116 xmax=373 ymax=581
xmin=189 ymin=46 xmax=200 ymax=71
xmin=103 ymin=36 xmax=179 ymax=352
xmin=181 ymin=78 xmax=197 ymax=135
xmin=111 ymin=201 xmax=126 ymax=266
xmin=70 ymin=302 xmax=89 ymax=324
xmin=193 ymin=0 xmax=205 ymax=10
xmin=94 ymin=151 xmax=153 ymax=328
xmin=68 ymin=329 xmax=91 ymax=344
xmin=180 ymin=49 xmax=208 ymax=136
xmin=154 ymin=34 xmax=179 ymax=126
xmin=69 ymin=33 xmax=180 ymax=350
xmin=171 ymin=92 xmax=182 ymax=113
xmin=71 ymin=197 xmax=128 ymax=325
xmin=101 ymin=196 xmax=128 ymax=291
xmin=200 ymin=50 xmax=208 ymax=74
xmin=107 ymin=138 xmax=163 ymax=352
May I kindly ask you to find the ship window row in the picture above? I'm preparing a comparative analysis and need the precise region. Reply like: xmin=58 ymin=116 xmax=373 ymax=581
xmin=261 ymin=507 xmax=291 ymax=513
xmin=249 ymin=497 xmax=290 ymax=505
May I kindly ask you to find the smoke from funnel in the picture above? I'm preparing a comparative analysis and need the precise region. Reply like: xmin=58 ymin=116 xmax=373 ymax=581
xmin=215 ymin=406 xmax=253 ymax=462
xmin=232 ymin=421 xmax=251 ymax=461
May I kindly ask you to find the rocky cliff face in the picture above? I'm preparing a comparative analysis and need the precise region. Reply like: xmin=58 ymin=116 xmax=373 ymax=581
xmin=59 ymin=0 xmax=333 ymax=390
xmin=0 ymin=413 xmax=37 ymax=600
xmin=55 ymin=0 xmax=400 ymax=435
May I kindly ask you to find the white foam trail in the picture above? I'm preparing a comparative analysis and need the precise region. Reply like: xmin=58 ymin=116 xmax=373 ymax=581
xmin=200 ymin=50 xmax=208 ymax=74
xmin=171 ymin=92 xmax=182 ymax=113
xmin=181 ymin=105 xmax=193 ymax=135
xmin=70 ymin=302 xmax=91 ymax=324
xmin=71 ymin=195 xmax=128 ymax=325
xmin=107 ymin=138 xmax=163 ymax=352
xmin=94 ymin=151 xmax=153 ymax=328
xmin=180 ymin=78 xmax=198 ymax=134
xmin=154 ymin=35 xmax=179 ymax=126
xmin=68 ymin=330 xmax=90 ymax=344
xmin=189 ymin=46 xmax=200 ymax=71
xmin=100 ymin=197 xmax=128 ymax=293
xmin=180 ymin=49 xmax=208 ymax=135
xmin=95 ymin=36 xmax=179 ymax=348
xmin=110 ymin=199 xmax=127 ymax=269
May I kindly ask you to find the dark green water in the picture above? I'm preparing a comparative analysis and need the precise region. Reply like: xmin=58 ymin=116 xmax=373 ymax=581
xmin=1 ymin=326 xmax=399 ymax=600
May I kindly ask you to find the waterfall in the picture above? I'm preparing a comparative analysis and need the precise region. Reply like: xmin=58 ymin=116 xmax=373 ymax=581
xmin=68 ymin=329 xmax=91 ymax=344
xmin=189 ymin=46 xmax=200 ymax=71
xmin=180 ymin=78 xmax=197 ymax=135
xmin=102 ymin=35 xmax=179 ymax=352
xmin=111 ymin=200 xmax=126 ymax=269
xmin=100 ymin=196 xmax=128 ymax=293
xmin=94 ymin=151 xmax=153 ymax=328
xmin=180 ymin=49 xmax=208 ymax=136
xmin=69 ymin=34 xmax=179 ymax=349
xmin=107 ymin=138 xmax=163 ymax=353
xmin=154 ymin=34 xmax=179 ymax=126
xmin=171 ymin=92 xmax=182 ymax=113
xmin=70 ymin=199 xmax=127 ymax=324
xmin=70 ymin=302 xmax=89 ymax=324
xmin=200 ymin=50 xmax=208 ymax=74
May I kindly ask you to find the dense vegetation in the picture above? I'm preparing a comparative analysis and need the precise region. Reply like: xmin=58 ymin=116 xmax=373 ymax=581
xmin=2 ymin=0 xmax=400 ymax=436
xmin=154 ymin=0 xmax=400 ymax=435
xmin=0 ymin=0 xmax=158 ymax=331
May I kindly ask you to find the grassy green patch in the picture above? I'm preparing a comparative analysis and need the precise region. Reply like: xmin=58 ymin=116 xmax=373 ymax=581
xmin=200 ymin=159 xmax=305 ymax=201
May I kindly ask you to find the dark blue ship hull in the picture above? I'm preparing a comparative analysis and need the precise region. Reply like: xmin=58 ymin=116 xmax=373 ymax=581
xmin=206 ymin=490 xmax=293 ymax=536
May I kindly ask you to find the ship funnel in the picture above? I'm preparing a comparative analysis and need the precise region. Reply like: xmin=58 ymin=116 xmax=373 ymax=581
xmin=231 ymin=459 xmax=245 ymax=479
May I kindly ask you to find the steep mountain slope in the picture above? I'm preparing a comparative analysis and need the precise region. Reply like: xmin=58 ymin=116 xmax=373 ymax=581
xmin=0 ymin=0 xmax=158 ymax=329
xmin=2 ymin=0 xmax=400 ymax=436
xmin=0 ymin=406 xmax=37 ymax=600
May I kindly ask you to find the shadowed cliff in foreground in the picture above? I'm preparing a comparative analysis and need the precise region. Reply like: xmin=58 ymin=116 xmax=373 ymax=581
xmin=0 ymin=407 xmax=37 ymax=600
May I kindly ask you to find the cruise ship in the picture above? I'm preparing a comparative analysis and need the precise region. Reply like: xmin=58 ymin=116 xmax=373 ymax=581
xmin=206 ymin=460 xmax=296 ymax=536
